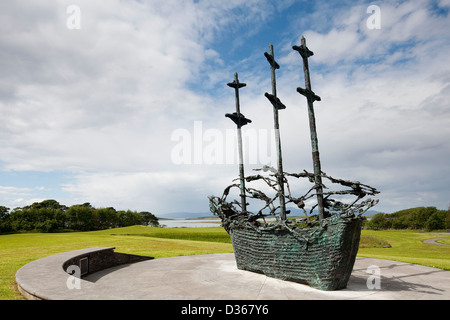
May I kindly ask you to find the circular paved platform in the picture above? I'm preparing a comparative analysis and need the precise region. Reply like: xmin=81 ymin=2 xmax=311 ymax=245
xmin=17 ymin=251 xmax=450 ymax=300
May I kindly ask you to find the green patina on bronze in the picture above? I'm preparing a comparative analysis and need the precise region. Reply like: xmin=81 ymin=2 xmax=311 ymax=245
xmin=209 ymin=36 xmax=379 ymax=291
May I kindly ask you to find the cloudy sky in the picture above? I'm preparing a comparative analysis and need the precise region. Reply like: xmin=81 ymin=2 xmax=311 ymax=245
xmin=1 ymin=0 xmax=449 ymax=217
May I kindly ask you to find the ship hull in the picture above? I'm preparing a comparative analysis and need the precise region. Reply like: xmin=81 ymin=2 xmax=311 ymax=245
xmin=228 ymin=214 xmax=362 ymax=291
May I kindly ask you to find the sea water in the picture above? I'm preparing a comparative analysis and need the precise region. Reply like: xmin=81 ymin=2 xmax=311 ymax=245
xmin=158 ymin=219 xmax=221 ymax=228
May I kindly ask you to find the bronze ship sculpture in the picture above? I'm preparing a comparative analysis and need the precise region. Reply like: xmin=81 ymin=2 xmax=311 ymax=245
xmin=209 ymin=36 xmax=379 ymax=291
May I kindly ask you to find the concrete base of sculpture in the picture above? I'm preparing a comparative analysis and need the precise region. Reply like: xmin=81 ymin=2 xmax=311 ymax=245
xmin=15 ymin=249 xmax=450 ymax=300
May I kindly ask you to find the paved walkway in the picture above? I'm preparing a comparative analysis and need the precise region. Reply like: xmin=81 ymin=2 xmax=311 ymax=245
xmin=16 ymin=249 xmax=450 ymax=300
xmin=423 ymin=238 xmax=450 ymax=247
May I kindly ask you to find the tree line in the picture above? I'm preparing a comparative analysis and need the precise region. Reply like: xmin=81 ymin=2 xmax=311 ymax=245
xmin=365 ymin=206 xmax=450 ymax=231
xmin=0 ymin=199 xmax=159 ymax=234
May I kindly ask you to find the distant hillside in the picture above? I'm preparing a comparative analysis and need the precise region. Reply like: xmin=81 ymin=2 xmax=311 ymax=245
xmin=158 ymin=209 xmax=380 ymax=219
xmin=285 ymin=208 xmax=379 ymax=217
xmin=365 ymin=206 xmax=449 ymax=231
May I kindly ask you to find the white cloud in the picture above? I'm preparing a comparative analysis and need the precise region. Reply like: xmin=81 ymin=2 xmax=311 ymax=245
xmin=0 ymin=1 xmax=211 ymax=170
xmin=61 ymin=166 xmax=237 ymax=213
xmin=0 ymin=186 xmax=33 ymax=209
xmin=0 ymin=0 xmax=281 ymax=171
xmin=440 ymin=0 xmax=450 ymax=7
xmin=245 ymin=0 xmax=450 ymax=212
xmin=0 ymin=186 xmax=31 ymax=196
xmin=1 ymin=0 xmax=449 ymax=214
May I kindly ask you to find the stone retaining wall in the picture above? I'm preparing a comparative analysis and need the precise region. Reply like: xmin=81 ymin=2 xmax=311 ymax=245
xmin=15 ymin=247 xmax=153 ymax=300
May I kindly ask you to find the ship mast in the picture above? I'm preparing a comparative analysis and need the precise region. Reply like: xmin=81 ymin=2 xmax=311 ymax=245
xmin=226 ymin=72 xmax=251 ymax=214
xmin=264 ymin=44 xmax=288 ymax=221
xmin=293 ymin=36 xmax=325 ymax=221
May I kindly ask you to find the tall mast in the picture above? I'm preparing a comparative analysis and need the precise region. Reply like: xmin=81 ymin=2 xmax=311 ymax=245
xmin=226 ymin=72 xmax=251 ymax=214
xmin=264 ymin=44 xmax=287 ymax=221
xmin=293 ymin=36 xmax=325 ymax=221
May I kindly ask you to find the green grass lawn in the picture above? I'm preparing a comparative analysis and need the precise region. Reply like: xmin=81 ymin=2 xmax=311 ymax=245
xmin=357 ymin=230 xmax=450 ymax=270
xmin=1 ymin=226 xmax=449 ymax=300
xmin=0 ymin=226 xmax=234 ymax=300
xmin=437 ymin=238 xmax=450 ymax=245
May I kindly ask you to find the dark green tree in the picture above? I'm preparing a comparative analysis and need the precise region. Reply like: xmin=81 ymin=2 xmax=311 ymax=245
xmin=140 ymin=211 xmax=159 ymax=227
xmin=1 ymin=199 xmax=159 ymax=233
xmin=0 ymin=206 xmax=11 ymax=233
xmin=96 ymin=207 xmax=118 ymax=229
xmin=425 ymin=211 xmax=446 ymax=231
xmin=118 ymin=210 xmax=141 ymax=227
xmin=67 ymin=203 xmax=95 ymax=231
xmin=446 ymin=204 xmax=450 ymax=230
xmin=366 ymin=213 xmax=391 ymax=230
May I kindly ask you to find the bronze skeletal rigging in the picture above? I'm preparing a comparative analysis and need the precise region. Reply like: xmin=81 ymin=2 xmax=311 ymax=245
xmin=293 ymin=36 xmax=325 ymax=221
xmin=225 ymin=72 xmax=251 ymax=214
xmin=209 ymin=35 xmax=379 ymax=291
xmin=264 ymin=43 xmax=287 ymax=221
xmin=218 ymin=39 xmax=379 ymax=224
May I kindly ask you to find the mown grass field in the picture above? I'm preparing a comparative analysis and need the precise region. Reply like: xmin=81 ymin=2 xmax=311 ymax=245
xmin=1 ymin=226 xmax=449 ymax=300
xmin=0 ymin=226 xmax=233 ymax=300
xmin=358 ymin=230 xmax=450 ymax=270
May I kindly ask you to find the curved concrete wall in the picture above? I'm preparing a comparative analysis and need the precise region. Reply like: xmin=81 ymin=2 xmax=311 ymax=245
xmin=15 ymin=247 xmax=153 ymax=300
